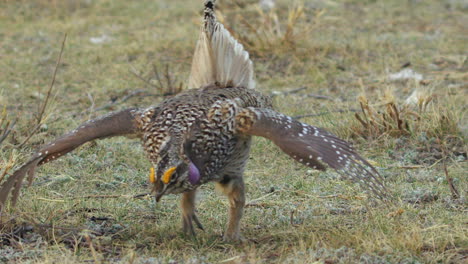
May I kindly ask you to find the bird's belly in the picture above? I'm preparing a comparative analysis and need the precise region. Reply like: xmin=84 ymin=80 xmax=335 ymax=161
xmin=215 ymin=136 xmax=253 ymax=179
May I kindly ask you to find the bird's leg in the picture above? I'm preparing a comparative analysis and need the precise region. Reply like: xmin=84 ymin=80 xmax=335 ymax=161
xmin=180 ymin=189 xmax=204 ymax=236
xmin=216 ymin=177 xmax=245 ymax=242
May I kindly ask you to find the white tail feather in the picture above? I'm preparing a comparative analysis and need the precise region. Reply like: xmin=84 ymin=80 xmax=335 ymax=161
xmin=188 ymin=1 xmax=255 ymax=89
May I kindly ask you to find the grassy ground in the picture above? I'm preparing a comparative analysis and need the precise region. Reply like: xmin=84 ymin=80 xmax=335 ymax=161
xmin=0 ymin=0 xmax=466 ymax=263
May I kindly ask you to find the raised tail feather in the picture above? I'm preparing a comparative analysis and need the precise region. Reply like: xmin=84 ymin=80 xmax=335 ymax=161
xmin=0 ymin=108 xmax=140 ymax=212
xmin=188 ymin=0 xmax=255 ymax=89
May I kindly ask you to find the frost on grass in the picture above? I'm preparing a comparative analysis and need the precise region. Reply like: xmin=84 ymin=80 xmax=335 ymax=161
xmin=282 ymin=246 xmax=418 ymax=264
xmin=403 ymin=188 xmax=439 ymax=204
xmin=388 ymin=68 xmax=423 ymax=81
xmin=89 ymin=34 xmax=113 ymax=44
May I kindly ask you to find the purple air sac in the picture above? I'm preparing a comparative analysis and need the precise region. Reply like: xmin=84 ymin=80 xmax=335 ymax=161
xmin=188 ymin=162 xmax=200 ymax=185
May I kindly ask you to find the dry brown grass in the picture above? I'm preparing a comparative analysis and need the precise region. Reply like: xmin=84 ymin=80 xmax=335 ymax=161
xmin=218 ymin=2 xmax=317 ymax=58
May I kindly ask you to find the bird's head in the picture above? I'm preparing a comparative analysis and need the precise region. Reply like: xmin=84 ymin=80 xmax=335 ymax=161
xmin=150 ymin=138 xmax=202 ymax=202
xmin=152 ymin=161 xmax=201 ymax=202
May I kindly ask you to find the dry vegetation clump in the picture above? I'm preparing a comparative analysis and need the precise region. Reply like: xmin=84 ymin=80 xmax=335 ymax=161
xmin=0 ymin=107 xmax=16 ymax=147
xmin=351 ymin=93 xmax=466 ymax=166
xmin=217 ymin=1 xmax=318 ymax=58
xmin=130 ymin=63 xmax=184 ymax=96
xmin=0 ymin=108 xmax=17 ymax=183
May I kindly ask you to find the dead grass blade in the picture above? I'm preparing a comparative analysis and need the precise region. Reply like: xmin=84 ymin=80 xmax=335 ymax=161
xmin=443 ymin=163 xmax=460 ymax=199
xmin=221 ymin=3 xmax=319 ymax=57
xmin=0 ymin=153 xmax=16 ymax=183
xmin=36 ymin=33 xmax=67 ymax=126
xmin=130 ymin=63 xmax=182 ymax=96
xmin=353 ymin=95 xmax=411 ymax=140
xmin=17 ymin=34 xmax=67 ymax=149
xmin=351 ymin=92 xmax=465 ymax=167
xmin=0 ymin=107 xmax=16 ymax=146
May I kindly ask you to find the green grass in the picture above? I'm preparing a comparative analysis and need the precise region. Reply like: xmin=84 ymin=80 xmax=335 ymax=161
xmin=0 ymin=0 xmax=466 ymax=263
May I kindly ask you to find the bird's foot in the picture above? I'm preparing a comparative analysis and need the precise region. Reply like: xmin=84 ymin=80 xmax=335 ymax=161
xmin=182 ymin=212 xmax=204 ymax=237
xmin=222 ymin=231 xmax=245 ymax=243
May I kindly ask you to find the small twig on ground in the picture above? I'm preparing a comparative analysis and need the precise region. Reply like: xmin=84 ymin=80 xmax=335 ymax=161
xmin=94 ymin=89 xmax=149 ymax=111
xmin=64 ymin=193 xmax=152 ymax=200
xmin=244 ymin=202 xmax=273 ymax=208
xmin=303 ymin=93 xmax=336 ymax=101
xmin=129 ymin=66 xmax=159 ymax=89
xmin=36 ymin=197 xmax=66 ymax=203
xmin=443 ymin=163 xmax=460 ymax=199
xmin=72 ymin=90 xmax=159 ymax=117
xmin=291 ymin=190 xmax=364 ymax=200
xmin=133 ymin=192 xmax=152 ymax=199
xmin=17 ymin=123 xmax=42 ymax=148
xmin=86 ymin=92 xmax=96 ymax=115
xmin=17 ymin=34 xmax=67 ymax=149
xmin=165 ymin=64 xmax=172 ymax=90
xmin=245 ymin=191 xmax=278 ymax=207
xmin=219 ymin=256 xmax=242 ymax=263
xmin=293 ymin=109 xmax=358 ymax=119
xmin=68 ymin=194 xmax=133 ymax=199
xmin=35 ymin=224 xmax=102 ymax=236
xmin=152 ymin=63 xmax=165 ymax=89
xmin=0 ymin=164 xmax=12 ymax=185
xmin=85 ymin=234 xmax=101 ymax=264
xmin=290 ymin=210 xmax=299 ymax=227
xmin=428 ymin=158 xmax=444 ymax=169
xmin=0 ymin=224 xmax=34 ymax=242
xmin=0 ymin=155 xmax=15 ymax=183
xmin=0 ymin=119 xmax=16 ymax=146
xmin=0 ymin=107 xmax=17 ymax=146
xmin=388 ymin=165 xmax=425 ymax=169
xmin=36 ymin=33 xmax=67 ymax=125
xmin=271 ymin=87 xmax=307 ymax=97
xmin=130 ymin=63 xmax=182 ymax=96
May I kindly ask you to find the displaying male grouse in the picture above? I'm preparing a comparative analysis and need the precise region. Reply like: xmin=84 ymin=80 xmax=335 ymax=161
xmin=0 ymin=0 xmax=388 ymax=241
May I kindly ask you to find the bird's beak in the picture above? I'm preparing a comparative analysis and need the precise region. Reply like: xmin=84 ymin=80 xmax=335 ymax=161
xmin=155 ymin=187 xmax=166 ymax=202
xmin=153 ymin=166 xmax=177 ymax=202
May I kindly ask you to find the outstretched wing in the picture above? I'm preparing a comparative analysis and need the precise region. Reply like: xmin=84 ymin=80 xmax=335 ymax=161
xmin=188 ymin=0 xmax=255 ymax=89
xmin=236 ymin=107 xmax=389 ymax=200
xmin=0 ymin=108 xmax=140 ymax=211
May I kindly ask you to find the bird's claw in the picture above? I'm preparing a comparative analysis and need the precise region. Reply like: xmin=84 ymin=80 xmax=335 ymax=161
xmin=182 ymin=213 xmax=204 ymax=237
xmin=222 ymin=232 xmax=245 ymax=243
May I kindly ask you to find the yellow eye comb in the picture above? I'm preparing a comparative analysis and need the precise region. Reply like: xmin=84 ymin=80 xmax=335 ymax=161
xmin=149 ymin=167 xmax=156 ymax=183
xmin=162 ymin=167 xmax=176 ymax=184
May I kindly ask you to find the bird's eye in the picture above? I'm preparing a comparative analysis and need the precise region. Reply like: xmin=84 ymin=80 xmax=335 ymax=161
xmin=162 ymin=167 xmax=176 ymax=184
xmin=170 ymin=172 xmax=178 ymax=183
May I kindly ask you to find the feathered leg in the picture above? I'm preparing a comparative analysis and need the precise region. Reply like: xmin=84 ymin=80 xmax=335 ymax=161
xmin=216 ymin=177 xmax=245 ymax=242
xmin=181 ymin=189 xmax=204 ymax=236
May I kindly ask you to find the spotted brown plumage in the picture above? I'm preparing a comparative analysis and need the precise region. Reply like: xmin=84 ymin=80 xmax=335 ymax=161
xmin=136 ymin=87 xmax=271 ymax=200
xmin=0 ymin=0 xmax=389 ymax=241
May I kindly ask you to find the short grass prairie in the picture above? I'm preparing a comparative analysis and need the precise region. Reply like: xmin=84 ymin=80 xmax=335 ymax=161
xmin=0 ymin=0 xmax=466 ymax=263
